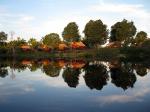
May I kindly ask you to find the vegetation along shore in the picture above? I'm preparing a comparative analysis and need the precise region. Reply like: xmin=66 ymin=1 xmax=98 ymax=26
xmin=0 ymin=19 xmax=150 ymax=59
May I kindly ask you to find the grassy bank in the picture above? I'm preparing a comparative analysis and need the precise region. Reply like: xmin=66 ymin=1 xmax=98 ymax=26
xmin=0 ymin=47 xmax=149 ymax=60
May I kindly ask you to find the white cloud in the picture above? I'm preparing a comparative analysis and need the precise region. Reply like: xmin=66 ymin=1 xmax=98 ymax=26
xmin=20 ymin=16 xmax=35 ymax=22
xmin=90 ymin=2 xmax=143 ymax=13
xmin=89 ymin=0 xmax=150 ymax=36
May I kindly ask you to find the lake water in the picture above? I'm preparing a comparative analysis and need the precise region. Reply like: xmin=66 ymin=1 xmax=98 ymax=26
xmin=0 ymin=59 xmax=150 ymax=112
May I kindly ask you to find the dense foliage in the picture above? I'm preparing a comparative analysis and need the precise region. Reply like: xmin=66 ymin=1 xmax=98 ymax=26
xmin=110 ymin=19 xmax=137 ymax=46
xmin=62 ymin=22 xmax=80 ymax=42
xmin=83 ymin=19 xmax=108 ymax=48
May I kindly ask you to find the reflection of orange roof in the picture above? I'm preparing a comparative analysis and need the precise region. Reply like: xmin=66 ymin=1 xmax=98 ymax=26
xmin=58 ymin=60 xmax=66 ymax=67
xmin=70 ymin=42 xmax=86 ymax=49
xmin=20 ymin=45 xmax=31 ymax=50
xmin=108 ymin=60 xmax=121 ymax=68
xmin=41 ymin=59 xmax=51 ymax=66
xmin=58 ymin=43 xmax=68 ymax=50
xmin=70 ymin=60 xmax=85 ymax=69
xmin=22 ymin=60 xmax=32 ymax=65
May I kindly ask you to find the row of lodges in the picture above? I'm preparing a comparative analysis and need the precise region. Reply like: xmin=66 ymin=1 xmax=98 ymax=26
xmin=20 ymin=41 xmax=123 ymax=51
xmin=20 ymin=41 xmax=86 ymax=51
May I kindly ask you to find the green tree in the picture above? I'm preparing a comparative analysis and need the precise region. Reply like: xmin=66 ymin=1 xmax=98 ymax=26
xmin=133 ymin=31 xmax=148 ymax=46
xmin=62 ymin=22 xmax=80 ymax=42
xmin=42 ymin=33 xmax=61 ymax=49
xmin=110 ymin=19 xmax=136 ymax=46
xmin=8 ymin=37 xmax=26 ymax=48
xmin=83 ymin=19 xmax=108 ymax=48
xmin=28 ymin=38 xmax=39 ymax=48
xmin=0 ymin=31 xmax=7 ymax=42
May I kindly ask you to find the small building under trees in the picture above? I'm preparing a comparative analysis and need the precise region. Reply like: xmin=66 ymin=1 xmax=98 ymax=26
xmin=37 ymin=44 xmax=51 ymax=52
xmin=20 ymin=45 xmax=32 ymax=51
xmin=58 ymin=43 xmax=68 ymax=51
xmin=70 ymin=42 xmax=86 ymax=49
xmin=106 ymin=41 xmax=121 ymax=48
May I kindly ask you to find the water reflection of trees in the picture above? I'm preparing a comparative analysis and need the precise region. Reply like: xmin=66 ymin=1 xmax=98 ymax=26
xmin=110 ymin=61 xmax=136 ymax=90
xmin=0 ymin=62 xmax=8 ymax=78
xmin=42 ymin=61 xmax=61 ymax=77
xmin=134 ymin=64 xmax=147 ymax=77
xmin=83 ymin=63 xmax=109 ymax=90
xmin=0 ymin=68 xmax=8 ymax=78
xmin=62 ymin=67 xmax=80 ymax=88
xmin=0 ymin=59 xmax=150 ymax=91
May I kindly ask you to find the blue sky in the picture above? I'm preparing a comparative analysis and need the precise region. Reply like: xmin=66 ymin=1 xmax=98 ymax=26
xmin=0 ymin=0 xmax=150 ymax=40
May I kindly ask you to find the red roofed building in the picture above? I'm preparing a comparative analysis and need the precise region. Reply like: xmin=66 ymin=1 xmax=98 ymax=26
xmin=70 ymin=42 xmax=86 ymax=49
xmin=20 ymin=45 xmax=32 ymax=51
xmin=58 ymin=43 xmax=68 ymax=51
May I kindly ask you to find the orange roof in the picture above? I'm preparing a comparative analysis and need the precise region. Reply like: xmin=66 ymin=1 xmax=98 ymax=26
xmin=58 ymin=43 xmax=68 ymax=50
xmin=70 ymin=42 xmax=86 ymax=49
xmin=39 ymin=45 xmax=51 ymax=51
xmin=20 ymin=45 xmax=31 ymax=49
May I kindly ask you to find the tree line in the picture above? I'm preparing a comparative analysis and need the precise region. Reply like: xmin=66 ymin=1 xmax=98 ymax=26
xmin=0 ymin=19 xmax=149 ymax=49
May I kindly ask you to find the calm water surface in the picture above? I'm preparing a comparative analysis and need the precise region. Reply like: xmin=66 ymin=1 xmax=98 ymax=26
xmin=0 ymin=59 xmax=150 ymax=112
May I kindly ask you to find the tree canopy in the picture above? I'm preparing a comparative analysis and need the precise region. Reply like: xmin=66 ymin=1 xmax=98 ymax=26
xmin=42 ymin=33 xmax=61 ymax=49
xmin=133 ymin=31 xmax=148 ymax=46
xmin=8 ymin=37 xmax=26 ymax=48
xmin=83 ymin=19 xmax=108 ymax=48
xmin=28 ymin=38 xmax=39 ymax=48
xmin=0 ymin=31 xmax=7 ymax=42
xmin=110 ymin=19 xmax=137 ymax=46
xmin=62 ymin=22 xmax=81 ymax=42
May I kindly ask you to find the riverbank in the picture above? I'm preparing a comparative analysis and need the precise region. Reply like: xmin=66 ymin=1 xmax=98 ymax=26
xmin=0 ymin=47 xmax=150 ymax=61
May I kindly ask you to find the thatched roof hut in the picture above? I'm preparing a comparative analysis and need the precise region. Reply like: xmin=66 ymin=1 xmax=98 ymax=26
xmin=20 ymin=45 xmax=32 ymax=51
xmin=58 ymin=43 xmax=68 ymax=50
xmin=38 ymin=44 xmax=51 ymax=51
xmin=70 ymin=42 xmax=86 ymax=49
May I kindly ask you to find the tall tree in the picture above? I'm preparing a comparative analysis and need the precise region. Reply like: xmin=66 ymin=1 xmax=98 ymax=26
xmin=133 ymin=31 xmax=148 ymax=46
xmin=110 ymin=19 xmax=136 ymax=46
xmin=42 ymin=33 xmax=61 ymax=49
xmin=62 ymin=22 xmax=80 ymax=42
xmin=0 ymin=31 xmax=7 ymax=42
xmin=83 ymin=19 xmax=108 ymax=48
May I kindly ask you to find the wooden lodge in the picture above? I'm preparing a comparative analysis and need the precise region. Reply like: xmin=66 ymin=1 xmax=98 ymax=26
xmin=20 ymin=45 xmax=32 ymax=51
xmin=70 ymin=41 xmax=86 ymax=49
xmin=38 ymin=44 xmax=51 ymax=52
xmin=58 ymin=43 xmax=68 ymax=51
